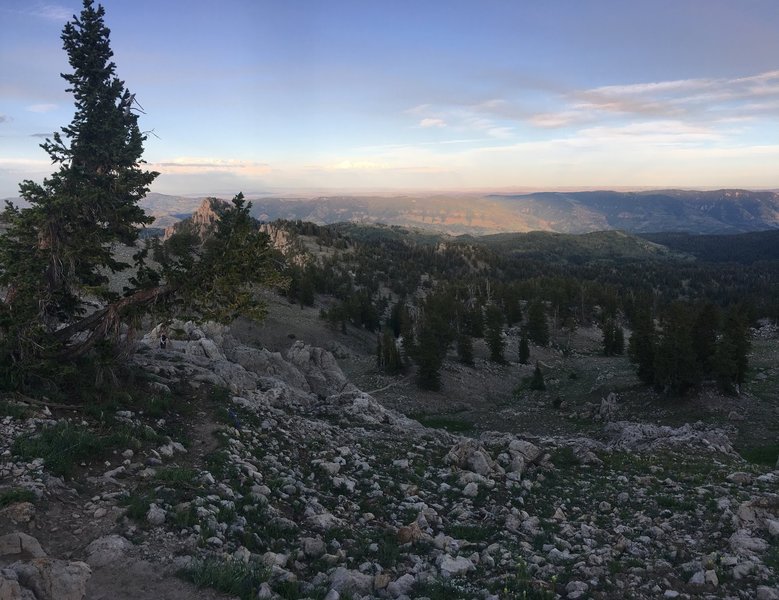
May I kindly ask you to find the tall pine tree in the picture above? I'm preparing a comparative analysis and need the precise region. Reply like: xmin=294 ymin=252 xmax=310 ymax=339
xmin=0 ymin=1 xmax=284 ymax=391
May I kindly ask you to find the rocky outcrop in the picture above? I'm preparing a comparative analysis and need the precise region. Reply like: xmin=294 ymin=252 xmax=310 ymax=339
xmin=162 ymin=197 xmax=228 ymax=241
xmin=4 ymin=319 xmax=777 ymax=600
xmin=286 ymin=342 xmax=358 ymax=398
xmin=603 ymin=420 xmax=736 ymax=454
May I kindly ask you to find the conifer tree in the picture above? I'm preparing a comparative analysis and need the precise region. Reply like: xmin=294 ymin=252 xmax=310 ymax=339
xmin=518 ymin=335 xmax=530 ymax=364
xmin=526 ymin=300 xmax=549 ymax=346
xmin=457 ymin=333 xmax=474 ymax=366
xmin=484 ymin=304 xmax=506 ymax=363
xmin=0 ymin=1 xmax=284 ymax=391
xmin=692 ymin=302 xmax=720 ymax=373
xmin=601 ymin=318 xmax=625 ymax=356
xmin=530 ymin=362 xmax=546 ymax=391
xmin=713 ymin=305 xmax=750 ymax=393
xmin=628 ymin=303 xmax=656 ymax=385
xmin=653 ymin=302 xmax=700 ymax=396
xmin=414 ymin=320 xmax=445 ymax=390
xmin=377 ymin=328 xmax=403 ymax=374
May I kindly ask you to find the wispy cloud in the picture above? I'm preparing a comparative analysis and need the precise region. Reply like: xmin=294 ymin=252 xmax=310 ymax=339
xmin=0 ymin=3 xmax=72 ymax=21
xmin=532 ymin=69 xmax=779 ymax=128
xmin=30 ymin=132 xmax=55 ymax=138
xmin=0 ymin=115 xmax=8 ymax=124
xmin=409 ymin=103 xmax=515 ymax=139
xmin=149 ymin=157 xmax=272 ymax=176
xmin=26 ymin=103 xmax=58 ymax=113
xmin=31 ymin=3 xmax=72 ymax=20
xmin=419 ymin=118 xmax=446 ymax=128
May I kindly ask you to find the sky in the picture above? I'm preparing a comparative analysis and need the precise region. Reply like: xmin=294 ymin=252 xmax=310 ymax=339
xmin=1 ymin=0 xmax=779 ymax=198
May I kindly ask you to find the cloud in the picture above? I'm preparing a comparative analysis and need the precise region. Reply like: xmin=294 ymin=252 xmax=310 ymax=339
xmin=326 ymin=160 xmax=392 ymax=171
xmin=0 ymin=157 xmax=51 ymax=172
xmin=531 ymin=69 xmax=779 ymax=128
xmin=419 ymin=118 xmax=446 ymax=128
xmin=149 ymin=157 xmax=272 ymax=176
xmin=0 ymin=3 xmax=71 ymax=21
xmin=577 ymin=121 xmax=722 ymax=145
xmin=409 ymin=103 xmax=515 ymax=139
xmin=29 ymin=4 xmax=71 ymax=21
xmin=0 ymin=115 xmax=8 ymax=124
xmin=26 ymin=103 xmax=58 ymax=113
xmin=30 ymin=132 xmax=55 ymax=138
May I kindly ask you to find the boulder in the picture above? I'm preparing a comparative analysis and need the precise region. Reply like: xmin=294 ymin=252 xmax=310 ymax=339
xmin=0 ymin=573 xmax=24 ymax=600
xmin=84 ymin=535 xmax=133 ymax=568
xmin=438 ymin=555 xmax=474 ymax=578
xmin=329 ymin=567 xmax=373 ymax=596
xmin=10 ymin=559 xmax=90 ymax=600
xmin=595 ymin=392 xmax=618 ymax=421
xmin=445 ymin=439 xmax=498 ymax=476
xmin=286 ymin=342 xmax=357 ymax=398
xmin=0 ymin=533 xmax=46 ymax=559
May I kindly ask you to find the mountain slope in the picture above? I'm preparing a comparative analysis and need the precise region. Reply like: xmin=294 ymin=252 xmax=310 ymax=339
xmin=7 ymin=188 xmax=778 ymax=235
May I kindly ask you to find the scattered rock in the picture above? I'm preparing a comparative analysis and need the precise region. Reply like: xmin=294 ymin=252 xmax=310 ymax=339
xmin=84 ymin=535 xmax=132 ymax=568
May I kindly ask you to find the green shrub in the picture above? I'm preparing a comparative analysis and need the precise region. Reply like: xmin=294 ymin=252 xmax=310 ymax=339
xmin=12 ymin=422 xmax=135 ymax=478
xmin=180 ymin=557 xmax=269 ymax=600
xmin=739 ymin=444 xmax=779 ymax=466
xmin=0 ymin=488 xmax=36 ymax=508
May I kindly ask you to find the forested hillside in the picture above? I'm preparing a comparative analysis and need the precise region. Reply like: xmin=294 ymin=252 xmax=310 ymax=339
xmin=258 ymin=220 xmax=778 ymax=395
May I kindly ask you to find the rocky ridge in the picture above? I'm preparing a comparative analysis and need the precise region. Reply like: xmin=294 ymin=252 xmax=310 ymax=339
xmin=0 ymin=323 xmax=777 ymax=599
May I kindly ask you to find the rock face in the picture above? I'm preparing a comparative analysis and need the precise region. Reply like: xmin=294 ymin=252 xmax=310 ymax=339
xmin=163 ymin=197 xmax=227 ymax=241
xmin=285 ymin=342 xmax=358 ymax=398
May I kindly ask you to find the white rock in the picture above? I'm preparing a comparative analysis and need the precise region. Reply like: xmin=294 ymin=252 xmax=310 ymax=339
xmin=729 ymin=529 xmax=768 ymax=554
xmin=704 ymin=570 xmax=718 ymax=586
xmin=329 ymin=567 xmax=373 ymax=596
xmin=84 ymin=535 xmax=132 ymax=568
xmin=757 ymin=586 xmax=779 ymax=600
xmin=462 ymin=482 xmax=478 ymax=498
xmin=726 ymin=472 xmax=753 ymax=485
xmin=387 ymin=573 xmax=415 ymax=598
xmin=688 ymin=571 xmax=705 ymax=585
xmin=438 ymin=555 xmax=474 ymax=578
xmin=146 ymin=504 xmax=166 ymax=526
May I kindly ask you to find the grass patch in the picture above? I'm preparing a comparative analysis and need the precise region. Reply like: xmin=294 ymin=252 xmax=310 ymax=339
xmin=413 ymin=414 xmax=474 ymax=433
xmin=0 ymin=399 xmax=32 ymax=419
xmin=120 ymin=492 xmax=154 ymax=521
xmin=155 ymin=466 xmax=200 ymax=485
xmin=412 ymin=579 xmax=471 ymax=600
xmin=376 ymin=530 xmax=401 ymax=568
xmin=739 ymin=443 xmax=779 ymax=467
xmin=656 ymin=495 xmax=697 ymax=512
xmin=134 ymin=393 xmax=174 ymax=418
xmin=179 ymin=557 xmax=269 ymax=600
xmin=0 ymin=487 xmax=36 ymax=508
xmin=492 ymin=560 xmax=557 ymax=599
xmin=447 ymin=523 xmax=500 ymax=543
xmin=549 ymin=446 xmax=578 ymax=469
xmin=12 ymin=421 xmax=138 ymax=478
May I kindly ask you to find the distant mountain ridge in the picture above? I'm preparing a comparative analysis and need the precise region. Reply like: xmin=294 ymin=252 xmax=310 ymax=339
xmin=3 ymin=188 xmax=778 ymax=235
xmin=488 ymin=189 xmax=779 ymax=234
